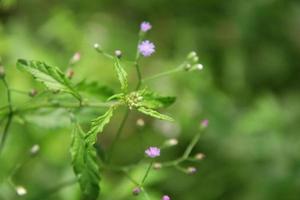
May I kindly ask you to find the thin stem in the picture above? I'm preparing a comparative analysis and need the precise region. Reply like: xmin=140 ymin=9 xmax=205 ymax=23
xmin=140 ymin=161 xmax=153 ymax=186
xmin=0 ymin=78 xmax=13 ymax=154
xmin=135 ymin=63 xmax=142 ymax=90
xmin=161 ymin=128 xmax=205 ymax=167
xmin=107 ymin=108 xmax=130 ymax=163
xmin=142 ymin=66 xmax=184 ymax=83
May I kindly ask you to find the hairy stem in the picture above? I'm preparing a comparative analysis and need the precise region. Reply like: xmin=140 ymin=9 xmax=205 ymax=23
xmin=142 ymin=64 xmax=185 ymax=83
xmin=140 ymin=161 xmax=153 ymax=186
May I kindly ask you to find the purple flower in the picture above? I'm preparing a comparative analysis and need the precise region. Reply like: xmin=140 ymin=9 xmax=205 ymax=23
xmin=138 ymin=40 xmax=155 ymax=57
xmin=162 ymin=195 xmax=171 ymax=200
xmin=140 ymin=21 xmax=152 ymax=32
xmin=132 ymin=187 xmax=141 ymax=196
xmin=201 ymin=119 xmax=209 ymax=128
xmin=145 ymin=146 xmax=160 ymax=158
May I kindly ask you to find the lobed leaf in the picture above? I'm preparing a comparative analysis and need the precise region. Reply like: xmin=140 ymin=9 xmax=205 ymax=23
xmin=70 ymin=124 xmax=100 ymax=200
xmin=137 ymin=107 xmax=174 ymax=121
xmin=113 ymin=58 xmax=128 ymax=92
xmin=85 ymin=107 xmax=114 ymax=146
xmin=17 ymin=59 xmax=81 ymax=101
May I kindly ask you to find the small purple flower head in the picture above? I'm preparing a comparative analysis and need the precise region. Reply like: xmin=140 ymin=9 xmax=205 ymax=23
xmin=138 ymin=40 xmax=155 ymax=57
xmin=140 ymin=21 xmax=152 ymax=32
xmin=201 ymin=119 xmax=209 ymax=128
xmin=162 ymin=195 xmax=171 ymax=200
xmin=132 ymin=187 xmax=141 ymax=196
xmin=145 ymin=146 xmax=160 ymax=158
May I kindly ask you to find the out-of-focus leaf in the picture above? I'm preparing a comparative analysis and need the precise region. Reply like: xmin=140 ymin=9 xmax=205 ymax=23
xmin=76 ymin=80 xmax=114 ymax=100
xmin=113 ymin=58 xmax=128 ymax=92
xmin=85 ymin=107 xmax=114 ymax=146
xmin=70 ymin=124 xmax=100 ymax=200
xmin=137 ymin=107 xmax=174 ymax=121
xmin=16 ymin=59 xmax=82 ymax=101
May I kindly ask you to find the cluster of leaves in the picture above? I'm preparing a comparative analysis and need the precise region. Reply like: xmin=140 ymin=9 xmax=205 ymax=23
xmin=16 ymin=52 xmax=176 ymax=198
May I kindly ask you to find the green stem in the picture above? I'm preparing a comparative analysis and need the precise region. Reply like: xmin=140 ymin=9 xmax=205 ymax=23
xmin=107 ymin=108 xmax=130 ymax=163
xmin=161 ymin=129 xmax=205 ymax=167
xmin=0 ymin=78 xmax=13 ymax=154
xmin=140 ymin=161 xmax=153 ymax=186
xmin=142 ymin=65 xmax=184 ymax=83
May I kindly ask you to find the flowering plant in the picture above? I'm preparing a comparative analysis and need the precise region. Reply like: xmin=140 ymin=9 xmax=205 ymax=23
xmin=0 ymin=21 xmax=207 ymax=199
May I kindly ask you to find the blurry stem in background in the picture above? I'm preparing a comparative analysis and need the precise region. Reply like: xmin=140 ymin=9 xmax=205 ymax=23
xmin=161 ymin=127 xmax=206 ymax=168
xmin=0 ymin=101 xmax=116 ymax=117
xmin=0 ymin=77 xmax=13 ymax=155
xmin=140 ymin=161 xmax=153 ymax=186
xmin=142 ymin=63 xmax=185 ymax=83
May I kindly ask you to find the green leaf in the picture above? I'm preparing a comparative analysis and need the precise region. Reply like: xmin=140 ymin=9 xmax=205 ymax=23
xmin=113 ymin=58 xmax=128 ymax=92
xmin=137 ymin=107 xmax=174 ymax=121
xmin=70 ymin=124 xmax=100 ymax=200
xmin=138 ymin=90 xmax=176 ymax=109
xmin=17 ymin=59 xmax=81 ymax=101
xmin=76 ymin=80 xmax=115 ymax=100
xmin=85 ymin=107 xmax=114 ymax=146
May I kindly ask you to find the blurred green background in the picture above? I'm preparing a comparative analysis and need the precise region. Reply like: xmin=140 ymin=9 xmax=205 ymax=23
xmin=1 ymin=0 xmax=300 ymax=199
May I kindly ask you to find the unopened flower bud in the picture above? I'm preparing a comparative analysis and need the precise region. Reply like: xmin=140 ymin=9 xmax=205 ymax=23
xmin=192 ymin=56 xmax=199 ymax=63
xmin=195 ymin=64 xmax=203 ymax=71
xmin=165 ymin=138 xmax=178 ymax=147
xmin=29 ymin=89 xmax=38 ymax=97
xmin=153 ymin=162 xmax=162 ymax=170
xmin=115 ymin=50 xmax=122 ymax=58
xmin=187 ymin=51 xmax=197 ymax=60
xmin=66 ymin=68 xmax=74 ymax=79
xmin=195 ymin=153 xmax=205 ymax=160
xmin=16 ymin=186 xmax=27 ymax=196
xmin=0 ymin=66 xmax=5 ymax=78
xmin=184 ymin=63 xmax=192 ymax=71
xmin=132 ymin=187 xmax=141 ymax=196
xmin=186 ymin=166 xmax=197 ymax=174
xmin=201 ymin=119 xmax=209 ymax=128
xmin=136 ymin=118 xmax=145 ymax=127
xmin=93 ymin=43 xmax=100 ymax=49
xmin=30 ymin=144 xmax=40 ymax=156
xmin=70 ymin=52 xmax=81 ymax=64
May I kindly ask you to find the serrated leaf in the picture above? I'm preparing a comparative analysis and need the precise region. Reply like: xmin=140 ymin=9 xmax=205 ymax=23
xmin=70 ymin=124 xmax=100 ymax=200
xmin=85 ymin=107 xmax=114 ymax=146
xmin=138 ymin=90 xmax=176 ymax=109
xmin=76 ymin=80 xmax=114 ymax=100
xmin=137 ymin=107 xmax=174 ymax=121
xmin=113 ymin=58 xmax=128 ymax=92
xmin=17 ymin=59 xmax=81 ymax=101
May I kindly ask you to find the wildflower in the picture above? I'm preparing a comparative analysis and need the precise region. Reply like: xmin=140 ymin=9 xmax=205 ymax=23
xmin=162 ymin=195 xmax=171 ymax=200
xmin=70 ymin=52 xmax=81 ymax=64
xmin=201 ymin=119 xmax=209 ymax=128
xmin=153 ymin=162 xmax=162 ymax=170
xmin=15 ymin=186 xmax=27 ymax=196
xmin=132 ymin=187 xmax=141 ymax=196
xmin=145 ymin=146 xmax=160 ymax=158
xmin=30 ymin=144 xmax=40 ymax=156
xmin=186 ymin=166 xmax=197 ymax=174
xmin=140 ymin=21 xmax=152 ymax=32
xmin=195 ymin=153 xmax=205 ymax=160
xmin=138 ymin=40 xmax=155 ymax=57
xmin=115 ymin=50 xmax=122 ymax=58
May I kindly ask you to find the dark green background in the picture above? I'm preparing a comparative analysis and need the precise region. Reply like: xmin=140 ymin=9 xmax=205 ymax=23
xmin=1 ymin=0 xmax=300 ymax=199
